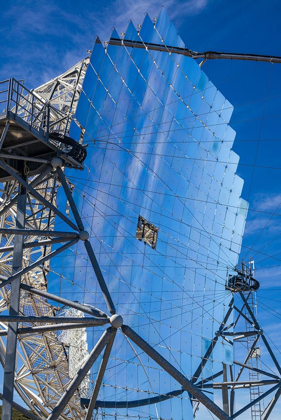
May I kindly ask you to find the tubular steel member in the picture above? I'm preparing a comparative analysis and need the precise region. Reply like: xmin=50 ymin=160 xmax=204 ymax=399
xmin=122 ymin=324 xmax=231 ymax=420
xmin=2 ymin=178 xmax=26 ymax=419
xmin=103 ymin=38 xmax=281 ymax=65
xmin=85 ymin=329 xmax=117 ymax=420
xmin=48 ymin=328 xmax=115 ymax=420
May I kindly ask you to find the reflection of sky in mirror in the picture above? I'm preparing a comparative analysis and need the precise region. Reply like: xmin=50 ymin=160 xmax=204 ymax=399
xmin=50 ymin=9 xmax=247 ymax=418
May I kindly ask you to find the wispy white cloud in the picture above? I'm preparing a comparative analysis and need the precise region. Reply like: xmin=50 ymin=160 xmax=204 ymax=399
xmin=243 ymin=192 xmax=281 ymax=238
xmin=256 ymin=265 xmax=281 ymax=287
xmin=90 ymin=0 xmax=209 ymax=43
xmin=254 ymin=192 xmax=281 ymax=212
xmin=0 ymin=0 xmax=209 ymax=87
xmin=244 ymin=216 xmax=281 ymax=236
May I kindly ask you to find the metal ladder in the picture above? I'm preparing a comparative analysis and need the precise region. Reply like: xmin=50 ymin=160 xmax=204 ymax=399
xmin=245 ymin=290 xmax=263 ymax=419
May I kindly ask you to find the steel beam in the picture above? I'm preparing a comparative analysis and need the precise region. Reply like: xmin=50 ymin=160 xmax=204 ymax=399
xmin=0 ymin=238 xmax=71 ymax=253
xmin=261 ymin=334 xmax=281 ymax=376
xmin=233 ymin=361 xmax=280 ymax=380
xmin=0 ymin=159 xmax=78 ymax=231
xmin=0 ymin=122 xmax=10 ymax=150
xmin=0 ymin=239 xmax=78 ymax=290
xmin=240 ymin=292 xmax=281 ymax=375
xmin=234 ymin=336 xmax=259 ymax=383
xmin=229 ymin=365 xmax=235 ymax=417
xmin=84 ymin=239 xmax=116 ymax=315
xmin=82 ymin=389 xmax=185 ymax=409
xmin=0 ymin=392 xmax=41 ymax=420
xmin=0 ymin=165 xmax=52 ymax=218
xmin=262 ymin=386 xmax=281 ymax=420
xmin=202 ymin=379 xmax=279 ymax=388
xmin=122 ymin=325 xmax=230 ymax=420
xmin=57 ymin=167 xmax=116 ymax=315
xmin=0 ymin=228 xmax=79 ymax=238
xmin=56 ymin=167 xmax=84 ymax=231
xmin=20 ymin=283 xmax=107 ymax=318
xmin=222 ymin=364 xmax=229 ymax=415
xmin=0 ymin=321 xmax=108 ymax=336
xmin=2 ymin=183 xmax=26 ymax=420
xmin=192 ymin=298 xmax=233 ymax=384
xmin=195 ymin=370 xmax=223 ymax=387
xmin=233 ymin=305 xmax=256 ymax=328
xmin=48 ymin=327 xmax=114 ymax=420
xmin=232 ymin=383 xmax=281 ymax=419
xmin=0 ymin=153 xmax=48 ymax=164
xmin=86 ymin=329 xmax=116 ymax=419
xmin=223 ymin=331 xmax=259 ymax=337
xmin=104 ymin=38 xmax=281 ymax=64
xmin=0 ymin=316 xmax=108 ymax=324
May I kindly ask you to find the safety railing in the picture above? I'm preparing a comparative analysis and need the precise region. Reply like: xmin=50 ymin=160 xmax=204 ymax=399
xmin=0 ymin=79 xmax=71 ymax=136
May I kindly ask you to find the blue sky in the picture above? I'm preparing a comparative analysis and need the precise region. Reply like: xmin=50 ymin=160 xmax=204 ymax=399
xmin=1 ymin=0 xmax=281 ymax=417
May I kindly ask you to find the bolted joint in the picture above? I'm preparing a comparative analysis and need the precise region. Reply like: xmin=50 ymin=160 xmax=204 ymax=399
xmin=110 ymin=314 xmax=123 ymax=328
xmin=258 ymin=329 xmax=263 ymax=335
xmin=79 ymin=230 xmax=89 ymax=241
xmin=51 ymin=157 xmax=63 ymax=168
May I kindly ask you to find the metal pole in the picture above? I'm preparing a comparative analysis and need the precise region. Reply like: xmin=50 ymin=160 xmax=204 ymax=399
xmin=0 ymin=239 xmax=79 ymax=290
xmin=222 ymin=363 xmax=229 ymax=415
xmin=229 ymin=365 xmax=235 ymax=417
xmin=84 ymin=239 xmax=116 ymax=315
xmin=103 ymin=38 xmax=281 ymax=64
xmin=232 ymin=383 xmax=281 ymax=419
xmin=122 ymin=325 xmax=230 ymax=420
xmin=260 ymin=334 xmax=281 ymax=376
xmin=56 ymin=167 xmax=84 ymax=231
xmin=86 ymin=329 xmax=116 ymax=420
xmin=0 ymin=159 xmax=78 ymax=231
xmin=2 ymin=181 xmax=26 ymax=420
xmin=0 ymin=237 xmax=73 ymax=252
xmin=56 ymin=167 xmax=116 ymax=315
xmin=82 ymin=389 xmax=184 ymax=409
xmin=0 ymin=122 xmax=10 ymax=150
xmin=233 ymin=361 xmax=279 ymax=380
xmin=20 ymin=283 xmax=108 ymax=318
xmin=0 ymin=315 xmax=108 ymax=324
xmin=48 ymin=327 xmax=114 ymax=420
xmin=262 ymin=387 xmax=281 ymax=420
xmin=240 ymin=292 xmax=281 ymax=376
xmin=0 ymin=321 xmax=108 ymax=335
xmin=0 ymin=228 xmax=79 ymax=238
xmin=192 ymin=298 xmax=233 ymax=383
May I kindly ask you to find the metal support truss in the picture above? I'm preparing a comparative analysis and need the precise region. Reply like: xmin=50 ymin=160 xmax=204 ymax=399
xmin=103 ymin=38 xmax=281 ymax=65
xmin=192 ymin=288 xmax=281 ymax=420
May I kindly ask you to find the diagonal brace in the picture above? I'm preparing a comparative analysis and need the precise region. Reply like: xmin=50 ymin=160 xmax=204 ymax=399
xmin=0 ymin=321 xmax=108 ymax=336
xmin=86 ymin=328 xmax=116 ymax=419
xmin=20 ymin=283 xmax=108 ymax=318
xmin=0 ymin=159 xmax=78 ymax=231
xmin=48 ymin=327 xmax=114 ymax=420
xmin=0 ymin=239 xmax=78 ymax=290
xmin=122 ymin=325 xmax=230 ymax=420
xmin=0 ymin=315 xmax=108 ymax=324
xmin=84 ymin=239 xmax=116 ymax=315
xmin=192 ymin=298 xmax=233 ymax=384
xmin=56 ymin=167 xmax=116 ymax=315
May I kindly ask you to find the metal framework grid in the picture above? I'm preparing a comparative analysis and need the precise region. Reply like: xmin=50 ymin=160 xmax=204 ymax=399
xmin=0 ymin=15 xmax=281 ymax=420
